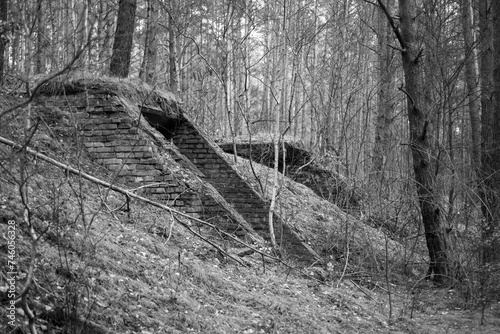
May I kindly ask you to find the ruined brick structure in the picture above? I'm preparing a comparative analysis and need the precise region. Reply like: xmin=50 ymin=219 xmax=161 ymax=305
xmin=35 ymin=78 xmax=319 ymax=262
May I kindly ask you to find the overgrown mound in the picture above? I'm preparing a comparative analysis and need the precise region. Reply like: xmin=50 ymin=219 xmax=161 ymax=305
xmin=225 ymin=152 xmax=425 ymax=276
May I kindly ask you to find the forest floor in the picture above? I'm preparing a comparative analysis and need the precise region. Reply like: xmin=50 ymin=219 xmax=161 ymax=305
xmin=0 ymin=92 xmax=499 ymax=333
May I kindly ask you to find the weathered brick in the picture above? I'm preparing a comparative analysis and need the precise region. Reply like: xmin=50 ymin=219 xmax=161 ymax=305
xmin=106 ymin=164 xmax=121 ymax=171
xmin=139 ymin=158 xmax=157 ymax=164
xmin=136 ymin=164 xmax=155 ymax=170
xmin=94 ymin=152 xmax=115 ymax=158
xmin=115 ymin=146 xmax=134 ymax=152
xmin=117 ymin=169 xmax=132 ymax=176
xmin=103 ymin=158 xmax=122 ymax=165
xmin=194 ymin=149 xmax=210 ymax=154
xmin=148 ymin=188 xmax=166 ymax=194
xmin=133 ymin=170 xmax=160 ymax=176
xmin=107 ymin=134 xmax=129 ymax=141
xmin=84 ymin=142 xmax=104 ymax=148
xmin=118 ymin=122 xmax=132 ymax=129
xmin=143 ymin=175 xmax=155 ymax=182
xmin=123 ymin=158 xmax=140 ymax=163
xmin=93 ymin=147 xmax=115 ymax=153
xmin=131 ymin=146 xmax=149 ymax=152
xmin=95 ymin=123 xmax=118 ymax=130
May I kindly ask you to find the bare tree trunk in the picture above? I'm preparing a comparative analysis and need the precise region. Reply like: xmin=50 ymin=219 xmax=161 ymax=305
xmin=269 ymin=0 xmax=290 ymax=249
xmin=378 ymin=0 xmax=449 ymax=282
xmin=82 ymin=0 xmax=90 ymax=70
xmin=461 ymin=0 xmax=481 ymax=172
xmin=168 ymin=10 xmax=178 ymax=93
xmin=480 ymin=0 xmax=500 ymax=264
xmin=35 ymin=0 xmax=45 ymax=74
xmin=109 ymin=0 xmax=137 ymax=78
xmin=0 ymin=0 xmax=7 ymax=84
xmin=372 ymin=0 xmax=395 ymax=184
xmin=261 ymin=1 xmax=272 ymax=133
xmin=140 ymin=0 xmax=158 ymax=84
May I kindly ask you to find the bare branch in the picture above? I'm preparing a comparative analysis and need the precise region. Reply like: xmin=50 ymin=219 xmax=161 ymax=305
xmin=0 ymin=46 xmax=88 ymax=120
xmin=398 ymin=84 xmax=415 ymax=107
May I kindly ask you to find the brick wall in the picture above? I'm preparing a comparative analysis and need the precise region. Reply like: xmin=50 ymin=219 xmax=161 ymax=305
xmin=35 ymin=88 xmax=320 ymax=262
xmin=141 ymin=109 xmax=320 ymax=262
xmin=36 ymin=93 xmax=247 ymax=236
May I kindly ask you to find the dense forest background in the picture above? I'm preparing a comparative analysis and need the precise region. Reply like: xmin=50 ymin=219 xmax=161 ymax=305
xmin=1 ymin=0 xmax=499 ymax=306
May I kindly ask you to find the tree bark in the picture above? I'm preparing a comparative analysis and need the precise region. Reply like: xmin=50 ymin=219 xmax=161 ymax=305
xmin=461 ymin=0 xmax=481 ymax=173
xmin=378 ymin=0 xmax=449 ymax=282
xmin=140 ymin=0 xmax=158 ymax=84
xmin=34 ymin=0 xmax=45 ymax=74
xmin=109 ymin=0 xmax=137 ymax=78
xmin=0 ymin=0 xmax=7 ymax=84
xmin=168 ymin=10 xmax=178 ymax=93
xmin=480 ymin=0 xmax=500 ymax=263
xmin=372 ymin=0 xmax=395 ymax=185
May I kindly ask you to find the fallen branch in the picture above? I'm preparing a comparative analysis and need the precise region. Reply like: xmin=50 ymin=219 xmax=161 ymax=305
xmin=0 ymin=135 xmax=276 ymax=262
xmin=0 ymin=135 xmax=329 ymax=284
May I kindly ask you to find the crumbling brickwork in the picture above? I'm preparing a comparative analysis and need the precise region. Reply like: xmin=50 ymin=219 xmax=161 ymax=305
xmin=35 ymin=84 xmax=320 ymax=262
xmin=141 ymin=110 xmax=319 ymax=261
xmin=36 ymin=93 xmax=244 ymax=236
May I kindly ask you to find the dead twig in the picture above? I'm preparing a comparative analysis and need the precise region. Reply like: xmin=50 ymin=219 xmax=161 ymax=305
xmin=174 ymin=216 xmax=248 ymax=267
xmin=0 ymin=46 xmax=88 ymax=120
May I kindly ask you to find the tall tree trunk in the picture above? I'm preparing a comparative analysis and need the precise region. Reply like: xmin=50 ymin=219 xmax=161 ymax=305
xmin=35 ymin=0 xmax=45 ymax=74
xmin=81 ymin=0 xmax=90 ymax=70
xmin=480 ymin=0 xmax=500 ymax=263
xmin=168 ymin=10 xmax=178 ymax=93
xmin=261 ymin=1 xmax=272 ymax=133
xmin=372 ymin=0 xmax=395 ymax=185
xmin=479 ymin=1 xmax=493 ymax=127
xmin=140 ymin=0 xmax=158 ymax=84
xmin=109 ymin=0 xmax=137 ymax=78
xmin=461 ymin=0 xmax=481 ymax=173
xmin=0 ymin=0 xmax=7 ymax=84
xmin=378 ymin=0 xmax=449 ymax=282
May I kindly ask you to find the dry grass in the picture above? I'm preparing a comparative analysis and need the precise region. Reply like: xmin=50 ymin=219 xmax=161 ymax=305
xmin=225 ymin=152 xmax=426 ymax=275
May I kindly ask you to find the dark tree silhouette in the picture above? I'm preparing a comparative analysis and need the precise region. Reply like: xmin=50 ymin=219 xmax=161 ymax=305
xmin=0 ymin=0 xmax=8 ymax=84
xmin=109 ymin=0 xmax=137 ymax=78
xmin=378 ymin=0 xmax=449 ymax=282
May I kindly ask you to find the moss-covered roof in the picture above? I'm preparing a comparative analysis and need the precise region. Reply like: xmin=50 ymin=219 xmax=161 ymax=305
xmin=35 ymin=73 xmax=181 ymax=116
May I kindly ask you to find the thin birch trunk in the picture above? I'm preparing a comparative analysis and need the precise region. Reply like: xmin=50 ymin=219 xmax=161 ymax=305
xmin=269 ymin=0 xmax=289 ymax=249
